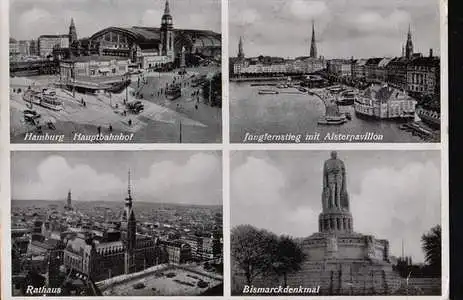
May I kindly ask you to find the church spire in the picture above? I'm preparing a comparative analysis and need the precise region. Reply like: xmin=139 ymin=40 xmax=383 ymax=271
xmin=164 ymin=0 xmax=170 ymax=15
xmin=126 ymin=169 xmax=132 ymax=202
xmin=238 ymin=36 xmax=244 ymax=60
xmin=310 ymin=20 xmax=317 ymax=58
xmin=69 ymin=17 xmax=78 ymax=44
xmin=405 ymin=24 xmax=414 ymax=59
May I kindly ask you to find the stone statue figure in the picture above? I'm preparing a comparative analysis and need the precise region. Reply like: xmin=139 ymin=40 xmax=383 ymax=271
xmin=365 ymin=235 xmax=375 ymax=259
xmin=326 ymin=235 xmax=338 ymax=258
xmin=322 ymin=151 xmax=349 ymax=211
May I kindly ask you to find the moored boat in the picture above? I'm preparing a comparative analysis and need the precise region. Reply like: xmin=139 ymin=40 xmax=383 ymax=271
xmin=258 ymin=89 xmax=279 ymax=95
xmin=317 ymin=115 xmax=347 ymax=125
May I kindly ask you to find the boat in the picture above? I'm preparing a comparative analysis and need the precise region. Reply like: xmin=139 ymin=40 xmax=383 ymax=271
xmin=258 ymin=89 xmax=279 ymax=95
xmin=317 ymin=115 xmax=347 ymax=125
xmin=166 ymin=84 xmax=182 ymax=100
xmin=336 ymin=91 xmax=357 ymax=106
xmin=276 ymin=84 xmax=289 ymax=89
xmin=298 ymin=87 xmax=308 ymax=93
xmin=23 ymin=88 xmax=63 ymax=111
xmin=416 ymin=108 xmax=440 ymax=129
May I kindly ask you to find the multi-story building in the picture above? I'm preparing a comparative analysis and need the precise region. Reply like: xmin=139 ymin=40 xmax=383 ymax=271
xmin=352 ymin=59 xmax=367 ymax=79
xmin=38 ymin=34 xmax=70 ymax=57
xmin=161 ymin=240 xmax=191 ymax=264
xmin=327 ymin=59 xmax=352 ymax=78
xmin=365 ymin=58 xmax=383 ymax=83
xmin=406 ymin=50 xmax=440 ymax=98
xmin=386 ymin=57 xmax=409 ymax=90
xmin=9 ymin=38 xmax=20 ymax=57
xmin=18 ymin=40 xmax=31 ymax=56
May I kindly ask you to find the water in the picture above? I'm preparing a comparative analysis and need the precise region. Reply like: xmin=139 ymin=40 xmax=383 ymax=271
xmin=230 ymin=82 xmax=424 ymax=143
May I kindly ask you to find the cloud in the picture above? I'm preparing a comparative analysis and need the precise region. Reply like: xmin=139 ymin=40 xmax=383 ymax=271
xmin=351 ymin=161 xmax=440 ymax=261
xmin=230 ymin=9 xmax=261 ymax=27
xmin=287 ymin=0 xmax=328 ymax=20
xmin=351 ymin=10 xmax=411 ymax=33
xmin=141 ymin=9 xmax=162 ymax=26
xmin=14 ymin=153 xmax=222 ymax=205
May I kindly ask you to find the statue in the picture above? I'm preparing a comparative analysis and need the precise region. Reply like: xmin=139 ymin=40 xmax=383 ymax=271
xmin=322 ymin=151 xmax=349 ymax=211
xmin=326 ymin=235 xmax=338 ymax=258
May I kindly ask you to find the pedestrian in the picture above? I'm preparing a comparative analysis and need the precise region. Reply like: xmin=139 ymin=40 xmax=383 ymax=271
xmin=195 ymin=104 xmax=198 ymax=110
xmin=128 ymin=119 xmax=132 ymax=126
xmin=109 ymin=124 xmax=113 ymax=132
xmin=97 ymin=126 xmax=101 ymax=135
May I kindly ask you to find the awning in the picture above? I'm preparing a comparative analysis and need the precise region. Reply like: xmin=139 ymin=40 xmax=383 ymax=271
xmin=99 ymin=68 xmax=110 ymax=73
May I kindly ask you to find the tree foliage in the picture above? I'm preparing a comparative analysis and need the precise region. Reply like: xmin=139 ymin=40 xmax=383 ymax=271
xmin=421 ymin=224 xmax=441 ymax=275
xmin=231 ymin=225 xmax=305 ymax=287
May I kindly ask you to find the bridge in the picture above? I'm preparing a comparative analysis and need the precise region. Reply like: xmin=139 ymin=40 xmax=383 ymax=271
xmin=10 ymin=60 xmax=59 ymax=76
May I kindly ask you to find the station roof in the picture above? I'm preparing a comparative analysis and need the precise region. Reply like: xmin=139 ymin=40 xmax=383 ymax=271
xmin=90 ymin=26 xmax=221 ymax=48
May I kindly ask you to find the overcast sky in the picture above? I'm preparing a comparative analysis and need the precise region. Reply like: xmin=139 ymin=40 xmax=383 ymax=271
xmin=10 ymin=0 xmax=221 ymax=40
xmin=231 ymin=150 xmax=441 ymax=263
xmin=230 ymin=0 xmax=440 ymax=59
xmin=11 ymin=151 xmax=222 ymax=206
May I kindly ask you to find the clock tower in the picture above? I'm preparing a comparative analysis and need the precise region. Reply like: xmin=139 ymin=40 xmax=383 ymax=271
xmin=161 ymin=0 xmax=174 ymax=59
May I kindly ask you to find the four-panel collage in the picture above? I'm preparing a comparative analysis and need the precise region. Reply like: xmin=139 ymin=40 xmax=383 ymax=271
xmin=4 ymin=0 xmax=446 ymax=299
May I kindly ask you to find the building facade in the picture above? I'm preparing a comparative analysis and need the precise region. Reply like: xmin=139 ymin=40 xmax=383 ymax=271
xmin=59 ymin=56 xmax=129 ymax=83
xmin=38 ymin=35 xmax=70 ymax=57
xmin=406 ymin=52 xmax=440 ymax=98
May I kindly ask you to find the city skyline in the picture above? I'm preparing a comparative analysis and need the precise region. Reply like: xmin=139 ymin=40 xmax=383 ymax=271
xmin=10 ymin=0 xmax=221 ymax=40
xmin=12 ymin=151 xmax=222 ymax=205
xmin=231 ymin=150 xmax=441 ymax=263
xmin=230 ymin=0 xmax=440 ymax=59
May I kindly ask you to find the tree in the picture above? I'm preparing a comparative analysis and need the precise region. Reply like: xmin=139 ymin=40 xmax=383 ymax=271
xmin=231 ymin=225 xmax=276 ymax=285
xmin=271 ymin=235 xmax=305 ymax=287
xmin=202 ymin=73 xmax=222 ymax=107
xmin=421 ymin=224 xmax=441 ymax=275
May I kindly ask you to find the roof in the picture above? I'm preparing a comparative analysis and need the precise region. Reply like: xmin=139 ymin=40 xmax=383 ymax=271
xmin=90 ymin=26 xmax=221 ymax=48
xmin=39 ymin=34 xmax=69 ymax=39
xmin=366 ymin=57 xmax=383 ymax=66
xmin=408 ymin=56 xmax=440 ymax=67
xmin=378 ymin=57 xmax=393 ymax=68
xmin=10 ymin=37 xmax=17 ymax=43
xmin=63 ymin=55 xmax=129 ymax=63
xmin=363 ymin=84 xmax=413 ymax=102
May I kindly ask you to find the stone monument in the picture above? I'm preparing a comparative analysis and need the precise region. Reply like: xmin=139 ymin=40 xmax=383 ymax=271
xmin=284 ymin=152 xmax=401 ymax=295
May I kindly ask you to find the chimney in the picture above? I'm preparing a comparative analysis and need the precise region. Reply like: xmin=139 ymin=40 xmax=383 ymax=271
xmin=429 ymin=48 xmax=433 ymax=57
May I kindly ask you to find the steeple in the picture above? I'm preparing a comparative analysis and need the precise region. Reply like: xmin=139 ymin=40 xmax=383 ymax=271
xmin=66 ymin=189 xmax=72 ymax=209
xmin=126 ymin=170 xmax=132 ymax=205
xmin=238 ymin=36 xmax=244 ymax=60
xmin=69 ymin=18 xmax=78 ymax=44
xmin=405 ymin=24 xmax=414 ymax=59
xmin=160 ymin=0 xmax=174 ymax=57
xmin=310 ymin=20 xmax=317 ymax=59
xmin=164 ymin=0 xmax=170 ymax=15
xmin=124 ymin=169 xmax=136 ymax=274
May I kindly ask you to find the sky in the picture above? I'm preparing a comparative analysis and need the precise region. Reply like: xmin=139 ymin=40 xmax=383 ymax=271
xmin=11 ymin=151 xmax=222 ymax=206
xmin=229 ymin=0 xmax=441 ymax=59
xmin=10 ymin=0 xmax=221 ymax=40
xmin=231 ymin=150 xmax=441 ymax=263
